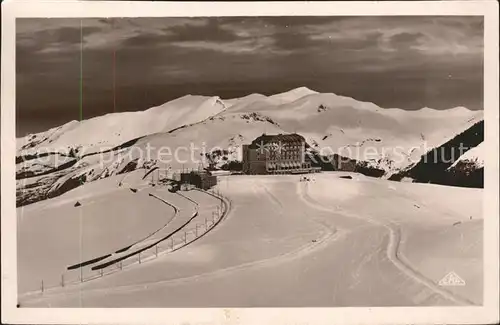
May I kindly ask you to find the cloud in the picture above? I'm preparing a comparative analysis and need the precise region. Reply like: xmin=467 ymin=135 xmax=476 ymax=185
xmin=16 ymin=16 xmax=484 ymax=135
xmin=389 ymin=32 xmax=425 ymax=50
xmin=17 ymin=16 xmax=483 ymax=60
xmin=166 ymin=19 xmax=239 ymax=43
xmin=17 ymin=17 xmax=205 ymax=53
xmin=120 ymin=32 xmax=170 ymax=48
xmin=170 ymin=36 xmax=289 ymax=55
xmin=299 ymin=16 xmax=483 ymax=56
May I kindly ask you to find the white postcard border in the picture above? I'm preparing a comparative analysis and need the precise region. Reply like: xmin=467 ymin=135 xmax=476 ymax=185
xmin=2 ymin=1 xmax=498 ymax=324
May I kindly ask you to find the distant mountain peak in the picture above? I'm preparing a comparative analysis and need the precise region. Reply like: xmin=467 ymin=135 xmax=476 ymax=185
xmin=449 ymin=106 xmax=473 ymax=113
xmin=282 ymin=86 xmax=319 ymax=96
xmin=268 ymin=86 xmax=319 ymax=103
xmin=290 ymin=86 xmax=318 ymax=93
xmin=418 ymin=106 xmax=472 ymax=114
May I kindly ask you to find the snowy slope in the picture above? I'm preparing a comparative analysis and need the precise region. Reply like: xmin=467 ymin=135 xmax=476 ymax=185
xmin=17 ymin=120 xmax=80 ymax=151
xmin=19 ymin=173 xmax=482 ymax=307
xmin=267 ymin=86 xmax=319 ymax=104
xmin=16 ymin=110 xmax=284 ymax=206
xmin=91 ymin=88 xmax=483 ymax=181
xmin=450 ymin=141 xmax=485 ymax=169
xmin=111 ymin=111 xmax=285 ymax=171
xmin=16 ymin=87 xmax=484 ymax=206
xmin=17 ymin=95 xmax=226 ymax=157
xmin=18 ymin=87 xmax=482 ymax=171
xmin=225 ymin=89 xmax=483 ymax=173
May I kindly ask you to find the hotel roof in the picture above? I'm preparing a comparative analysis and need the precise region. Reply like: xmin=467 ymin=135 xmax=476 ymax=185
xmin=249 ymin=133 xmax=305 ymax=148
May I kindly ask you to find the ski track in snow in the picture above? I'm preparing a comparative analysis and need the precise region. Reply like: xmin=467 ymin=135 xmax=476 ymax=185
xmin=21 ymin=179 xmax=342 ymax=305
xmin=118 ymin=190 xmax=180 ymax=249
xmin=20 ymin=177 xmax=478 ymax=307
xmin=298 ymin=181 xmax=476 ymax=306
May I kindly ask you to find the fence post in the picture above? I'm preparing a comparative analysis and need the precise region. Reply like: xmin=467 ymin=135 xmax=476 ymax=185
xmin=205 ymin=217 xmax=208 ymax=229
xmin=155 ymin=245 xmax=158 ymax=257
xmin=120 ymin=261 xmax=123 ymax=270
xmin=171 ymin=236 xmax=174 ymax=250
xmin=61 ymin=274 xmax=65 ymax=287
xmin=41 ymin=280 xmax=44 ymax=294
xmin=184 ymin=231 xmax=187 ymax=244
xmin=100 ymin=268 xmax=104 ymax=277
xmin=138 ymin=252 xmax=142 ymax=264
xmin=80 ymin=267 xmax=83 ymax=283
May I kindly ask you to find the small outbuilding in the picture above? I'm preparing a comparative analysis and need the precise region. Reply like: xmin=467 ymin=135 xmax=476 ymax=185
xmin=179 ymin=170 xmax=217 ymax=190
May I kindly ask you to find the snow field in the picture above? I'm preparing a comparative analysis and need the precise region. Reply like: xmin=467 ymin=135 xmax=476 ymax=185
xmin=304 ymin=172 xmax=483 ymax=305
xmin=14 ymin=86 xmax=486 ymax=308
xmin=20 ymin=176 xmax=329 ymax=306
xmin=17 ymin=171 xmax=174 ymax=293
xmin=399 ymin=220 xmax=482 ymax=304
xmin=17 ymin=187 xmax=173 ymax=294
xmin=17 ymin=182 xmax=231 ymax=301
xmin=19 ymin=173 xmax=482 ymax=307
xmin=98 ymin=188 xmax=229 ymax=274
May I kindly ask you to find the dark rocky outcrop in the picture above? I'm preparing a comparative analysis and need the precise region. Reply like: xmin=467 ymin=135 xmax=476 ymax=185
xmin=390 ymin=120 xmax=483 ymax=188
xmin=16 ymin=158 xmax=77 ymax=180
xmin=47 ymin=174 xmax=87 ymax=200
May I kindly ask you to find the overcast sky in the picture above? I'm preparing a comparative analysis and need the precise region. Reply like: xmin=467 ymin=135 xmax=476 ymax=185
xmin=16 ymin=16 xmax=483 ymax=136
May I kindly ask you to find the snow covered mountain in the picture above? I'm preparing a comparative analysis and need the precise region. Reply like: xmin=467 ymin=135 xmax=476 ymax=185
xmin=223 ymin=88 xmax=483 ymax=174
xmin=16 ymin=87 xmax=484 ymax=206
xmin=17 ymin=95 xmax=227 ymax=156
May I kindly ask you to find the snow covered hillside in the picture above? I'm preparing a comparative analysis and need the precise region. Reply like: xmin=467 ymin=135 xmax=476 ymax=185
xmin=17 ymin=95 xmax=226 ymax=156
xmin=16 ymin=87 xmax=484 ymax=206
xmin=445 ymin=142 xmax=485 ymax=188
xmin=19 ymin=173 xmax=483 ymax=307
xmin=450 ymin=141 xmax=485 ymax=169
xmin=223 ymin=88 xmax=483 ymax=174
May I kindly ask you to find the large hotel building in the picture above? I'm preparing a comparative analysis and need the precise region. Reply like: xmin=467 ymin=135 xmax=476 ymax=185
xmin=242 ymin=133 xmax=318 ymax=175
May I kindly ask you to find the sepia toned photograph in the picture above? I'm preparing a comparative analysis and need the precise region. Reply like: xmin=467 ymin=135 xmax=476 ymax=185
xmin=2 ymin=1 xmax=499 ymax=324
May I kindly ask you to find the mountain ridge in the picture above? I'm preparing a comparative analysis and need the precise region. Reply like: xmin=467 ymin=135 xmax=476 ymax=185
xmin=15 ymin=87 xmax=484 ymax=206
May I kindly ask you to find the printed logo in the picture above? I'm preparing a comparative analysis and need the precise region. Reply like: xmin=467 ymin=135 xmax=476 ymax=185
xmin=438 ymin=271 xmax=466 ymax=286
